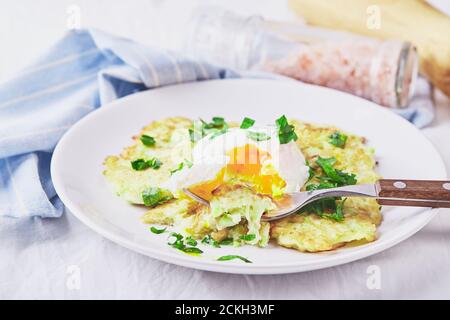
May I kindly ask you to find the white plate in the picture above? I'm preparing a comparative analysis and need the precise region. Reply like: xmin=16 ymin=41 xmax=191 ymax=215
xmin=51 ymin=79 xmax=447 ymax=274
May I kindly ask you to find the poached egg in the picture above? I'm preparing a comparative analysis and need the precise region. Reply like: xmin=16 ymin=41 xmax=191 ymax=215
xmin=163 ymin=126 xmax=309 ymax=199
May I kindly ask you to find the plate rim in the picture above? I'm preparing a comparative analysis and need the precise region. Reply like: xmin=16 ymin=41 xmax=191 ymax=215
xmin=51 ymin=78 xmax=447 ymax=274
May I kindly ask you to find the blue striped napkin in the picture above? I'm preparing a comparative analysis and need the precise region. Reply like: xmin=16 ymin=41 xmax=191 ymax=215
xmin=0 ymin=29 xmax=433 ymax=218
xmin=0 ymin=29 xmax=237 ymax=218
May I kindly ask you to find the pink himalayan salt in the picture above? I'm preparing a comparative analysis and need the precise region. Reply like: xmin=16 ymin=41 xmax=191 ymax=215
xmin=261 ymin=40 xmax=407 ymax=108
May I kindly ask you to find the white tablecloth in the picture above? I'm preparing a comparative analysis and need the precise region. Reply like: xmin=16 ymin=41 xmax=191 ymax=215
xmin=1 ymin=0 xmax=450 ymax=300
xmin=2 ymin=206 xmax=450 ymax=299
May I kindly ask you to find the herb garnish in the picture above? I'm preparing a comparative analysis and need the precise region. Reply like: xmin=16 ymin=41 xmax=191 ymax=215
xmin=300 ymin=157 xmax=356 ymax=222
xmin=217 ymin=255 xmax=252 ymax=263
xmin=142 ymin=187 xmax=173 ymax=207
xmin=182 ymin=247 xmax=203 ymax=254
xmin=170 ymin=162 xmax=184 ymax=176
xmin=131 ymin=158 xmax=162 ymax=171
xmin=316 ymin=157 xmax=356 ymax=186
xmin=219 ymin=238 xmax=233 ymax=246
xmin=276 ymin=115 xmax=298 ymax=144
xmin=185 ymin=236 xmax=198 ymax=246
xmin=189 ymin=127 xmax=202 ymax=143
xmin=240 ymin=117 xmax=255 ymax=129
xmin=306 ymin=160 xmax=315 ymax=182
xmin=209 ymin=128 xmax=228 ymax=140
xmin=170 ymin=159 xmax=193 ymax=176
xmin=201 ymin=235 xmax=220 ymax=248
xmin=184 ymin=159 xmax=193 ymax=168
xmin=247 ymin=131 xmax=271 ymax=141
xmin=168 ymin=232 xmax=203 ymax=254
xmin=140 ymin=134 xmax=156 ymax=147
xmin=318 ymin=198 xmax=347 ymax=222
xmin=205 ymin=117 xmax=226 ymax=129
xmin=131 ymin=159 xmax=149 ymax=171
xmin=150 ymin=226 xmax=167 ymax=234
xmin=299 ymin=193 xmax=338 ymax=220
xmin=329 ymin=131 xmax=348 ymax=148
xmin=189 ymin=117 xmax=229 ymax=143
xmin=168 ymin=232 xmax=184 ymax=250
xmin=239 ymin=234 xmax=256 ymax=241
xmin=148 ymin=158 xmax=162 ymax=169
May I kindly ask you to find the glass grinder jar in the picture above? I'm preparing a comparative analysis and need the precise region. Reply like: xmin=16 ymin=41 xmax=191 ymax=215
xmin=181 ymin=7 xmax=419 ymax=108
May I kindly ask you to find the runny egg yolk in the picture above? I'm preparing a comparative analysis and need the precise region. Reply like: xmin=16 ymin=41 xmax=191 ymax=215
xmin=188 ymin=144 xmax=286 ymax=201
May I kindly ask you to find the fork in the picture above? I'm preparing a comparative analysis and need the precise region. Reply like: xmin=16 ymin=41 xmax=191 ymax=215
xmin=184 ymin=179 xmax=450 ymax=222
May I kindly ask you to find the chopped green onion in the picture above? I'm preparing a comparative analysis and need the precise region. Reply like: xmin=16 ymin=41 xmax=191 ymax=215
xmin=201 ymin=235 xmax=220 ymax=248
xmin=140 ymin=135 xmax=156 ymax=147
xmin=131 ymin=159 xmax=149 ymax=171
xmin=184 ymin=159 xmax=193 ymax=168
xmin=189 ymin=127 xmax=202 ymax=143
xmin=219 ymin=238 xmax=233 ymax=246
xmin=147 ymin=158 xmax=162 ymax=170
xmin=306 ymin=160 xmax=315 ymax=181
xmin=190 ymin=117 xmax=229 ymax=143
xmin=170 ymin=159 xmax=194 ymax=176
xmin=168 ymin=232 xmax=185 ymax=250
xmin=316 ymin=157 xmax=356 ymax=186
xmin=301 ymin=157 xmax=356 ymax=221
xmin=246 ymin=131 xmax=271 ymax=141
xmin=182 ymin=247 xmax=203 ymax=254
xmin=131 ymin=158 xmax=162 ymax=171
xmin=170 ymin=162 xmax=184 ymax=176
xmin=336 ymin=198 xmax=347 ymax=219
xmin=276 ymin=115 xmax=298 ymax=144
xmin=318 ymin=198 xmax=347 ymax=222
xmin=217 ymin=255 xmax=252 ymax=263
xmin=150 ymin=226 xmax=167 ymax=234
xmin=239 ymin=234 xmax=256 ymax=241
xmin=206 ymin=117 xmax=226 ymax=128
xmin=142 ymin=188 xmax=172 ymax=207
xmin=240 ymin=117 xmax=255 ymax=129
xmin=185 ymin=236 xmax=198 ymax=246
xmin=209 ymin=128 xmax=228 ymax=140
xmin=168 ymin=232 xmax=203 ymax=254
xmin=329 ymin=131 xmax=348 ymax=148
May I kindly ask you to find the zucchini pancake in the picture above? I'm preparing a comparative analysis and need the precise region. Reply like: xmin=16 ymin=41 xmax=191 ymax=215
xmin=103 ymin=116 xmax=381 ymax=255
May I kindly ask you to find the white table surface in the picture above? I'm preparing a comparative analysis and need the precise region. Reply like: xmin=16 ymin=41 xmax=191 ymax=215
xmin=1 ymin=0 xmax=450 ymax=299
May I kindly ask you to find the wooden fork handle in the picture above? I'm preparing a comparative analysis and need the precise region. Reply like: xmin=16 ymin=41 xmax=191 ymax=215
xmin=376 ymin=179 xmax=450 ymax=208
